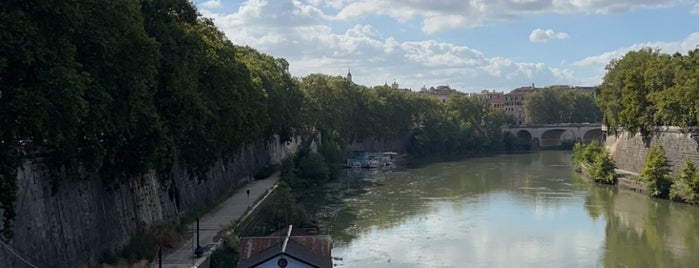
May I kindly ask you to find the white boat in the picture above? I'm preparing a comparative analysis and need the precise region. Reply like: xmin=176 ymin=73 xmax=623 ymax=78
xmin=366 ymin=159 xmax=380 ymax=168
xmin=382 ymin=152 xmax=398 ymax=166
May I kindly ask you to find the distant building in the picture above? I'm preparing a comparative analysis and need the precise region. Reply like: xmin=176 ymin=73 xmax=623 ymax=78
xmin=476 ymin=90 xmax=505 ymax=109
xmin=421 ymin=85 xmax=457 ymax=103
xmin=504 ymin=84 xmax=539 ymax=125
xmin=391 ymin=79 xmax=399 ymax=89
xmin=237 ymin=225 xmax=333 ymax=268
xmin=346 ymin=68 xmax=352 ymax=83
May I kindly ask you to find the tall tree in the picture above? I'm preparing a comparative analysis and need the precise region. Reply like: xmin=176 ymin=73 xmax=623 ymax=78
xmin=598 ymin=47 xmax=699 ymax=134
xmin=524 ymin=87 xmax=600 ymax=124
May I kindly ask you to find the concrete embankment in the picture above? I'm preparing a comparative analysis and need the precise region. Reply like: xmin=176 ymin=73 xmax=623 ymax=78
xmin=606 ymin=128 xmax=699 ymax=177
xmin=600 ymin=128 xmax=699 ymax=198
xmin=0 ymin=135 xmax=304 ymax=268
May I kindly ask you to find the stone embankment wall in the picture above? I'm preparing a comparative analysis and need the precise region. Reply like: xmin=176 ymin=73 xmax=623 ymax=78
xmin=605 ymin=127 xmax=699 ymax=176
xmin=0 ymin=135 xmax=304 ymax=268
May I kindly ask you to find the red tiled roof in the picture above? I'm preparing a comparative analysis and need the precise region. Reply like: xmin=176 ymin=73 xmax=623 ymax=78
xmin=239 ymin=235 xmax=332 ymax=262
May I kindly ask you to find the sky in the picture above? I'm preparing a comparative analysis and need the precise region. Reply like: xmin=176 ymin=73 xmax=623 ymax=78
xmin=193 ymin=0 xmax=699 ymax=93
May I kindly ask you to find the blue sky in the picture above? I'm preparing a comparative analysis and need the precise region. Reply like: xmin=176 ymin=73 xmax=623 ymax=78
xmin=193 ymin=0 xmax=699 ymax=92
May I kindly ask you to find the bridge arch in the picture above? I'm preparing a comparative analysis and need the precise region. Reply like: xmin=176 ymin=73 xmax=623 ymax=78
xmin=515 ymin=130 xmax=532 ymax=143
xmin=582 ymin=129 xmax=603 ymax=144
xmin=540 ymin=129 xmax=574 ymax=147
xmin=504 ymin=123 xmax=602 ymax=150
xmin=514 ymin=130 xmax=534 ymax=149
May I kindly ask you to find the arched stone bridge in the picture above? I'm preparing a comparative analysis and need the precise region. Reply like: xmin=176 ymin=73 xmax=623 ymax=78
xmin=506 ymin=123 xmax=603 ymax=148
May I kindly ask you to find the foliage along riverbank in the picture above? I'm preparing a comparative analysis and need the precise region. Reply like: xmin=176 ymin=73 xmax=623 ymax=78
xmin=573 ymin=142 xmax=699 ymax=205
xmin=0 ymin=0 xmax=517 ymax=241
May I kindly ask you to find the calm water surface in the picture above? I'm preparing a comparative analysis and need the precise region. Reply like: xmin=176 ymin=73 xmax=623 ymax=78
xmin=312 ymin=151 xmax=699 ymax=268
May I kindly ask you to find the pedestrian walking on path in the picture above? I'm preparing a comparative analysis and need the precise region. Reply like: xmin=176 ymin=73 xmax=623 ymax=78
xmin=155 ymin=172 xmax=279 ymax=268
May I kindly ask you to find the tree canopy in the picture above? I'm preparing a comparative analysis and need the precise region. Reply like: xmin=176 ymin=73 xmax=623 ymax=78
xmin=0 ymin=0 xmax=304 ymax=239
xmin=597 ymin=48 xmax=699 ymax=135
xmin=0 ymin=0 xmax=517 ymax=240
xmin=524 ymin=87 xmax=601 ymax=124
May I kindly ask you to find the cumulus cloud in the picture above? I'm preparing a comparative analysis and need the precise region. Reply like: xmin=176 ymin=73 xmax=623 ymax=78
xmin=198 ymin=0 xmax=695 ymax=91
xmin=570 ymin=32 xmax=699 ymax=85
xmin=197 ymin=0 xmax=589 ymax=91
xmin=574 ymin=32 xmax=699 ymax=67
xmin=529 ymin=28 xmax=569 ymax=42
xmin=329 ymin=0 xmax=677 ymax=34
xmin=692 ymin=3 xmax=699 ymax=14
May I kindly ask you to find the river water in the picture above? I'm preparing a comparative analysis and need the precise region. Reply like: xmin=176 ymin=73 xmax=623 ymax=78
xmin=310 ymin=151 xmax=699 ymax=268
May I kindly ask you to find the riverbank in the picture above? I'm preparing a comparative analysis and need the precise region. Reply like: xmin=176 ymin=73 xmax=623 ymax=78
xmin=578 ymin=165 xmax=699 ymax=206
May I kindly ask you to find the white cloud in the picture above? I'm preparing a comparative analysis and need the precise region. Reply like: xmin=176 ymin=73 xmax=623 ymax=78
xmin=529 ymin=28 xmax=569 ymax=43
xmin=570 ymin=32 xmax=699 ymax=85
xmin=692 ymin=3 xmax=699 ymax=14
xmin=331 ymin=0 xmax=678 ymax=34
xmin=197 ymin=0 xmax=589 ymax=91
xmin=574 ymin=32 xmax=699 ymax=68
xmin=200 ymin=0 xmax=221 ymax=9
xmin=196 ymin=0 xmax=694 ymax=91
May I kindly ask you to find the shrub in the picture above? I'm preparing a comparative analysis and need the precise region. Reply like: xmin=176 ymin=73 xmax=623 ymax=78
xmin=590 ymin=150 xmax=617 ymax=184
xmin=210 ymin=246 xmax=238 ymax=268
xmin=670 ymin=160 xmax=699 ymax=203
xmin=572 ymin=143 xmax=585 ymax=171
xmin=572 ymin=141 xmax=615 ymax=184
xmin=297 ymin=152 xmax=329 ymax=185
xmin=255 ymin=182 xmax=314 ymax=233
xmin=318 ymin=139 xmax=343 ymax=178
xmin=281 ymin=157 xmax=296 ymax=183
xmin=581 ymin=141 xmax=603 ymax=164
xmin=119 ymin=231 xmax=157 ymax=262
xmin=642 ymin=145 xmax=673 ymax=198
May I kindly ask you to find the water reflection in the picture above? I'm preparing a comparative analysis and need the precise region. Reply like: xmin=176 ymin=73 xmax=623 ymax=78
xmin=582 ymin=175 xmax=699 ymax=267
xmin=313 ymin=151 xmax=699 ymax=267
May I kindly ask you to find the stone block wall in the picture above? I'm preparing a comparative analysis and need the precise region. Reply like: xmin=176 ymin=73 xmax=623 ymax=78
xmin=605 ymin=128 xmax=699 ymax=176
xmin=0 ymin=135 xmax=302 ymax=268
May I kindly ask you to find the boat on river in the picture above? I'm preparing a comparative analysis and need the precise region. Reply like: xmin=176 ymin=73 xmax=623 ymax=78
xmin=344 ymin=151 xmax=394 ymax=168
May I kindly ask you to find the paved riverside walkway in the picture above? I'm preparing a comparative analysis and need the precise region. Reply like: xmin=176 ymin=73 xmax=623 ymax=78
xmin=155 ymin=174 xmax=279 ymax=268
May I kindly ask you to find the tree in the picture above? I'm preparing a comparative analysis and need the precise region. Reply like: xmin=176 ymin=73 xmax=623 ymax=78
xmin=597 ymin=47 xmax=699 ymax=134
xmin=524 ymin=87 xmax=601 ymax=124
xmin=297 ymin=152 xmax=329 ymax=185
xmin=642 ymin=145 xmax=673 ymax=198
xmin=670 ymin=160 xmax=699 ymax=203
xmin=589 ymin=151 xmax=616 ymax=184
xmin=256 ymin=182 xmax=313 ymax=232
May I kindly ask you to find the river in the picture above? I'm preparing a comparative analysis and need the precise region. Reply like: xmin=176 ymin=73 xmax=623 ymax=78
xmin=307 ymin=151 xmax=699 ymax=267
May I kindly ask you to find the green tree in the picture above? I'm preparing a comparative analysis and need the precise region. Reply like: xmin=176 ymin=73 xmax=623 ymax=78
xmin=589 ymin=150 xmax=617 ymax=184
xmin=597 ymin=47 xmax=699 ymax=134
xmin=256 ymin=182 xmax=313 ymax=233
xmin=670 ymin=160 xmax=699 ymax=203
xmin=642 ymin=145 xmax=673 ymax=198
xmin=318 ymin=130 xmax=344 ymax=178
xmin=297 ymin=152 xmax=329 ymax=185
xmin=524 ymin=87 xmax=601 ymax=124
xmin=234 ymin=46 xmax=305 ymax=142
